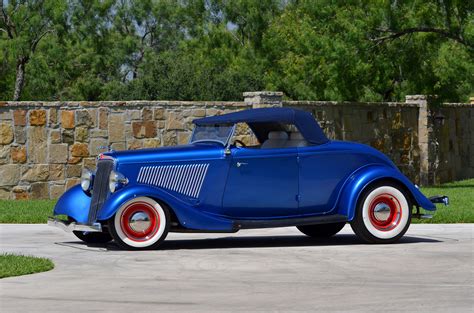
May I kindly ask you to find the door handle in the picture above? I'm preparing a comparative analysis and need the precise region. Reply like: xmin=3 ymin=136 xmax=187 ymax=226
xmin=236 ymin=162 xmax=248 ymax=167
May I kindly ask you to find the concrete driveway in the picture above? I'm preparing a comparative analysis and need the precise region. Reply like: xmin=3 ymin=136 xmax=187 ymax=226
xmin=0 ymin=224 xmax=473 ymax=312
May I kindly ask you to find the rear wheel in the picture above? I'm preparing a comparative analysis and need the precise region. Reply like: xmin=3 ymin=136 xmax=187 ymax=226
xmin=297 ymin=222 xmax=346 ymax=238
xmin=350 ymin=182 xmax=411 ymax=244
xmin=108 ymin=197 xmax=170 ymax=250
xmin=73 ymin=231 xmax=113 ymax=244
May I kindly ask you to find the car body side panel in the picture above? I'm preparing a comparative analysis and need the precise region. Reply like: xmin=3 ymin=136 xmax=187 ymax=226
xmin=53 ymin=185 xmax=91 ymax=224
xmin=222 ymin=147 xmax=299 ymax=219
xmin=337 ymin=164 xmax=436 ymax=221
xmin=97 ymin=185 xmax=235 ymax=231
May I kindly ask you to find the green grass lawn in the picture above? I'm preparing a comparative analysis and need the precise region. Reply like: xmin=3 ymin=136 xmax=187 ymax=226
xmin=0 ymin=179 xmax=472 ymax=224
xmin=0 ymin=253 xmax=54 ymax=279
xmin=414 ymin=178 xmax=474 ymax=223
xmin=0 ymin=199 xmax=57 ymax=223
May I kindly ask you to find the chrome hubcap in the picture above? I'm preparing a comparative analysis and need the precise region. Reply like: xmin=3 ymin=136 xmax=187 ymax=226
xmin=373 ymin=202 xmax=391 ymax=222
xmin=129 ymin=211 xmax=151 ymax=233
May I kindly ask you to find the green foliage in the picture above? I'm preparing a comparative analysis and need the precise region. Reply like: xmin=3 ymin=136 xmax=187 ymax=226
xmin=0 ymin=0 xmax=472 ymax=102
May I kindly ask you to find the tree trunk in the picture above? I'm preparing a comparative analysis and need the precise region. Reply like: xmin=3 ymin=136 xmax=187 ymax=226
xmin=13 ymin=58 xmax=27 ymax=101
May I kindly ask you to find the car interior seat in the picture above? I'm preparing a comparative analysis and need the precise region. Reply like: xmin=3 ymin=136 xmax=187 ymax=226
xmin=261 ymin=131 xmax=289 ymax=149
xmin=287 ymin=131 xmax=309 ymax=147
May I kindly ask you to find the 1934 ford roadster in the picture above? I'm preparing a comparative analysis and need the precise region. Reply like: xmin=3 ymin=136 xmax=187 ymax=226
xmin=49 ymin=108 xmax=448 ymax=249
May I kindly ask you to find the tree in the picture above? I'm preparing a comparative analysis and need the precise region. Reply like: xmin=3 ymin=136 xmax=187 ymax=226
xmin=372 ymin=0 xmax=473 ymax=51
xmin=0 ymin=0 xmax=472 ymax=102
xmin=261 ymin=0 xmax=473 ymax=102
xmin=0 ymin=0 xmax=65 ymax=100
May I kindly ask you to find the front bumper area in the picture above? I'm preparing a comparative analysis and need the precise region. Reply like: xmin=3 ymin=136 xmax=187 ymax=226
xmin=47 ymin=217 xmax=102 ymax=233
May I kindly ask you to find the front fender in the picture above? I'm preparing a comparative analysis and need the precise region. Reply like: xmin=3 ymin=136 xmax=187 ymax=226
xmin=97 ymin=185 xmax=234 ymax=231
xmin=338 ymin=164 xmax=436 ymax=221
xmin=53 ymin=185 xmax=91 ymax=224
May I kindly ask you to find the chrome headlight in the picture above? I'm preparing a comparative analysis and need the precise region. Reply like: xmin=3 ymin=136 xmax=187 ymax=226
xmin=109 ymin=170 xmax=128 ymax=193
xmin=81 ymin=169 xmax=93 ymax=192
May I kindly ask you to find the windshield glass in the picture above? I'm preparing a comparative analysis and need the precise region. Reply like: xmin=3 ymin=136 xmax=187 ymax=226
xmin=190 ymin=124 xmax=234 ymax=145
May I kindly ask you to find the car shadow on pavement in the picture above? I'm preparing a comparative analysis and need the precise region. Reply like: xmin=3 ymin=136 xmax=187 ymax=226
xmin=59 ymin=234 xmax=441 ymax=251
xmin=154 ymin=235 xmax=441 ymax=250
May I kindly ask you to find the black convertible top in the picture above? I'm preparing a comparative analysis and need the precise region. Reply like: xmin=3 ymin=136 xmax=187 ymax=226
xmin=193 ymin=107 xmax=329 ymax=145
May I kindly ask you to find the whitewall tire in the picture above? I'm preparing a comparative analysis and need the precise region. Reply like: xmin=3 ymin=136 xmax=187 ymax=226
xmin=350 ymin=183 xmax=411 ymax=244
xmin=108 ymin=197 xmax=170 ymax=250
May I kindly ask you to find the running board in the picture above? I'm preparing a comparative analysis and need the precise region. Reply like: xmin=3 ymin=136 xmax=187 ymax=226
xmin=233 ymin=214 xmax=347 ymax=230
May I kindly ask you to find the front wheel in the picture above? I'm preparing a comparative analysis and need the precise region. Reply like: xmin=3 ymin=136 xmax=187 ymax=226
xmin=108 ymin=197 xmax=170 ymax=250
xmin=297 ymin=222 xmax=346 ymax=238
xmin=350 ymin=182 xmax=411 ymax=244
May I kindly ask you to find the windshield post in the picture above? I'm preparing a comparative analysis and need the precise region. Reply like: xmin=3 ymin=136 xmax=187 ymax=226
xmin=224 ymin=124 xmax=237 ymax=154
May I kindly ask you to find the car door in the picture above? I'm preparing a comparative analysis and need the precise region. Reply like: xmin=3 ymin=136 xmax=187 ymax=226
xmin=222 ymin=146 xmax=299 ymax=219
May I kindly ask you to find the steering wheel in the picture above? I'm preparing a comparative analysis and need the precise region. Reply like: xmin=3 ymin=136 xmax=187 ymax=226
xmin=234 ymin=139 xmax=247 ymax=147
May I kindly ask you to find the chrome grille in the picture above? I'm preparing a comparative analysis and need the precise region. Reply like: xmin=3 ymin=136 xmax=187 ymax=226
xmin=137 ymin=163 xmax=209 ymax=198
xmin=88 ymin=160 xmax=114 ymax=224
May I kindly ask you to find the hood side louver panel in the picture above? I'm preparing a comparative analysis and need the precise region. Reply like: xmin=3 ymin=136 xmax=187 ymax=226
xmin=137 ymin=163 xmax=209 ymax=199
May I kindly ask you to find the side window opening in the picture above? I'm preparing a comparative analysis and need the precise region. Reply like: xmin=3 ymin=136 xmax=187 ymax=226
xmin=261 ymin=124 xmax=309 ymax=149
xmin=231 ymin=123 xmax=260 ymax=148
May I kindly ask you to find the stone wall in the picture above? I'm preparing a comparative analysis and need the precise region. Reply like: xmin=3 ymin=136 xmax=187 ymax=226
xmin=429 ymin=103 xmax=474 ymax=183
xmin=0 ymin=92 xmax=472 ymax=199
xmin=0 ymin=100 xmax=250 ymax=200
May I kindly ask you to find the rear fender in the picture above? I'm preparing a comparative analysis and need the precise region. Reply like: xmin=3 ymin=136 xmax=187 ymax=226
xmin=338 ymin=164 xmax=436 ymax=221
xmin=97 ymin=185 xmax=234 ymax=231
xmin=53 ymin=185 xmax=91 ymax=224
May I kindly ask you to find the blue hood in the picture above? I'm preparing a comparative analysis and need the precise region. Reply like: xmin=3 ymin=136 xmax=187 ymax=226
xmin=102 ymin=143 xmax=225 ymax=164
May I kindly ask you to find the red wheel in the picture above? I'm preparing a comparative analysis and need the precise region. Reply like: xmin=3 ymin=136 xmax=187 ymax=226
xmin=351 ymin=183 xmax=411 ymax=243
xmin=109 ymin=197 xmax=169 ymax=250
xmin=367 ymin=193 xmax=402 ymax=232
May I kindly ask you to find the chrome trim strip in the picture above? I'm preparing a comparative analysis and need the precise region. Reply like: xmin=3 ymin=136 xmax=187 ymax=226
xmin=156 ymin=165 xmax=166 ymax=186
xmin=143 ymin=166 xmax=150 ymax=184
xmin=152 ymin=166 xmax=162 ymax=186
xmin=137 ymin=167 xmax=144 ymax=182
xmin=180 ymin=165 xmax=192 ymax=196
xmin=48 ymin=217 xmax=102 ymax=233
xmin=187 ymin=164 xmax=199 ymax=197
xmin=151 ymin=166 xmax=159 ymax=185
xmin=190 ymin=164 xmax=203 ymax=198
xmin=169 ymin=165 xmax=180 ymax=190
xmin=194 ymin=164 xmax=205 ymax=197
xmin=171 ymin=165 xmax=183 ymax=191
xmin=194 ymin=164 xmax=208 ymax=198
xmin=179 ymin=164 xmax=192 ymax=195
xmin=163 ymin=165 xmax=173 ymax=189
xmin=181 ymin=165 xmax=191 ymax=196
xmin=196 ymin=163 xmax=209 ymax=197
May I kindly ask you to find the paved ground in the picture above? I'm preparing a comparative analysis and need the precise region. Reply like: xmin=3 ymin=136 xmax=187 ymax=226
xmin=0 ymin=224 xmax=473 ymax=312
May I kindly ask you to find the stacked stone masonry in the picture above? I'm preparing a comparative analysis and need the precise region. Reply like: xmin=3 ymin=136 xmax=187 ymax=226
xmin=0 ymin=92 xmax=472 ymax=199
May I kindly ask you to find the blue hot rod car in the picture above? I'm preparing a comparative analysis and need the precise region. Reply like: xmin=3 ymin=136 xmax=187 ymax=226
xmin=49 ymin=108 xmax=448 ymax=249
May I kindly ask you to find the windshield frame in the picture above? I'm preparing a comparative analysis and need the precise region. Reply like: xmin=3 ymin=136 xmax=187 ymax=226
xmin=189 ymin=123 xmax=236 ymax=146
